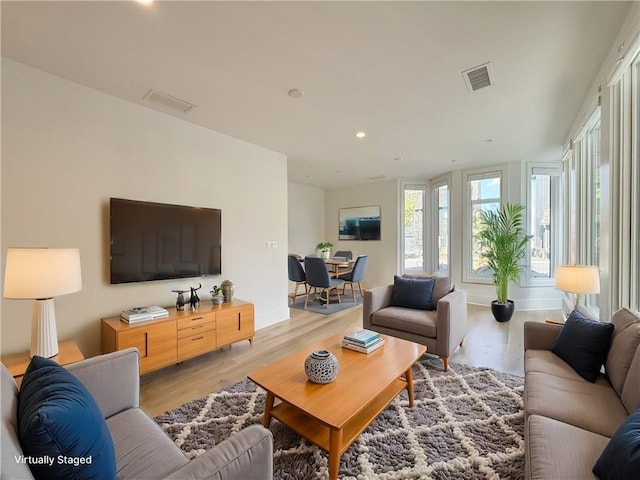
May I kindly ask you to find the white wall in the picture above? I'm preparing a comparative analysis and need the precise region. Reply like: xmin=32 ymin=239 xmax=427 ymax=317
xmin=1 ymin=59 xmax=289 ymax=356
xmin=287 ymin=182 xmax=325 ymax=258
xmin=324 ymin=180 xmax=398 ymax=289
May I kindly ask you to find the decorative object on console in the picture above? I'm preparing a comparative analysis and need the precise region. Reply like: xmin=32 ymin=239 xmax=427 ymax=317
xmin=171 ymin=288 xmax=188 ymax=311
xmin=304 ymin=349 xmax=338 ymax=384
xmin=3 ymin=248 xmax=82 ymax=358
xmin=314 ymin=242 xmax=334 ymax=261
xmin=477 ymin=203 xmax=532 ymax=323
xmin=221 ymin=280 xmax=234 ymax=302
xmin=555 ymin=264 xmax=600 ymax=313
xmin=189 ymin=283 xmax=201 ymax=310
xmin=210 ymin=285 xmax=224 ymax=305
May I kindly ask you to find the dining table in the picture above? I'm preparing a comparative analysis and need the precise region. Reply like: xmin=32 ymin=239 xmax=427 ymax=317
xmin=323 ymin=258 xmax=354 ymax=278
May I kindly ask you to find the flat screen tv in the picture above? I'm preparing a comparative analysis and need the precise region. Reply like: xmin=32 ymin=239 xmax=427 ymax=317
xmin=110 ymin=198 xmax=221 ymax=284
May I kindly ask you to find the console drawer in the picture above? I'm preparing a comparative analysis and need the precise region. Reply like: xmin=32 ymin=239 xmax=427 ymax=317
xmin=178 ymin=329 xmax=216 ymax=360
xmin=177 ymin=312 xmax=216 ymax=330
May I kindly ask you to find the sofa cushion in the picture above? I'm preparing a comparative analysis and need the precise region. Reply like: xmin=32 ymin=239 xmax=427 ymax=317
xmin=621 ymin=347 xmax=640 ymax=414
xmin=18 ymin=356 xmax=116 ymax=480
xmin=391 ymin=275 xmax=435 ymax=310
xmin=552 ymin=310 xmax=614 ymax=382
xmin=1 ymin=365 xmax=34 ymax=479
xmin=593 ymin=409 xmax=640 ymax=480
xmin=525 ymin=371 xmax=628 ymax=437
xmin=106 ymin=408 xmax=188 ymax=479
xmin=403 ymin=274 xmax=452 ymax=306
xmin=371 ymin=306 xmax=437 ymax=338
xmin=606 ymin=308 xmax=640 ymax=396
xmin=524 ymin=350 xmax=610 ymax=386
xmin=526 ymin=415 xmax=609 ymax=480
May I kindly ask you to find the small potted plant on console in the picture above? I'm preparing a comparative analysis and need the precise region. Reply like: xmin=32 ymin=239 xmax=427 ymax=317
xmin=210 ymin=285 xmax=224 ymax=305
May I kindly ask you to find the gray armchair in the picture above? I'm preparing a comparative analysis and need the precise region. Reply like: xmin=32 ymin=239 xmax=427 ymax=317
xmin=1 ymin=348 xmax=273 ymax=480
xmin=363 ymin=277 xmax=467 ymax=371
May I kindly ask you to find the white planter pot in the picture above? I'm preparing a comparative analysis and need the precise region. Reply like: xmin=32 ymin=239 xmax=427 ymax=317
xmin=320 ymin=250 xmax=330 ymax=260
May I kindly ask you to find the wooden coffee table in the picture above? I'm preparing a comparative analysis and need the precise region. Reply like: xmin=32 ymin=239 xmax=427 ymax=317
xmin=248 ymin=333 xmax=426 ymax=480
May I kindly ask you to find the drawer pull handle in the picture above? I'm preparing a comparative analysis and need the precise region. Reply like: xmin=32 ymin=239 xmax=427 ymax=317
xmin=192 ymin=325 xmax=204 ymax=330
xmin=192 ymin=336 xmax=204 ymax=341
xmin=192 ymin=317 xmax=203 ymax=321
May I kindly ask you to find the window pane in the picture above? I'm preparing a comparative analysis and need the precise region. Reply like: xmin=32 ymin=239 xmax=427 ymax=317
xmin=404 ymin=188 xmax=424 ymax=271
xmin=470 ymin=176 xmax=501 ymax=277
xmin=436 ymin=185 xmax=449 ymax=273
xmin=530 ymin=174 xmax=552 ymax=278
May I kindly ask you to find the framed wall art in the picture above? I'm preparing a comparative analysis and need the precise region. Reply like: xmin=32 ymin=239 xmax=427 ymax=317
xmin=339 ymin=205 xmax=381 ymax=241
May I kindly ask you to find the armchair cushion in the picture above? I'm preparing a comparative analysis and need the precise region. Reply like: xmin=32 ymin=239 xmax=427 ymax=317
xmin=593 ymin=409 xmax=640 ymax=480
xmin=18 ymin=356 xmax=116 ymax=480
xmin=551 ymin=310 xmax=614 ymax=382
xmin=403 ymin=274 xmax=452 ymax=306
xmin=390 ymin=275 xmax=435 ymax=310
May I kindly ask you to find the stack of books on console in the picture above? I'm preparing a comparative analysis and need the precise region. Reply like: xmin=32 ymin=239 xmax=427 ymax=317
xmin=121 ymin=306 xmax=169 ymax=324
xmin=342 ymin=329 xmax=385 ymax=354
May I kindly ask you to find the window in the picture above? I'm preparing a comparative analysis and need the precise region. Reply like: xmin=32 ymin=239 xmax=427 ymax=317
xmin=433 ymin=181 xmax=449 ymax=274
xmin=464 ymin=168 xmax=504 ymax=282
xmin=402 ymin=184 xmax=426 ymax=272
xmin=526 ymin=164 xmax=562 ymax=285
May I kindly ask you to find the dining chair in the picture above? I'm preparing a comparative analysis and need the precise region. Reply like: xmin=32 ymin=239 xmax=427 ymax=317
xmin=303 ymin=256 xmax=344 ymax=309
xmin=287 ymin=254 xmax=308 ymax=304
xmin=339 ymin=255 xmax=369 ymax=302
xmin=334 ymin=250 xmax=353 ymax=260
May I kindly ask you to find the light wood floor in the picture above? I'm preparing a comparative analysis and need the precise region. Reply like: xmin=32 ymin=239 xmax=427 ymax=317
xmin=140 ymin=303 xmax=559 ymax=417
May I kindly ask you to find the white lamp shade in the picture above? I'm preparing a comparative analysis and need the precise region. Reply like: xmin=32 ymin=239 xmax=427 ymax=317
xmin=555 ymin=265 xmax=600 ymax=294
xmin=4 ymin=248 xmax=82 ymax=299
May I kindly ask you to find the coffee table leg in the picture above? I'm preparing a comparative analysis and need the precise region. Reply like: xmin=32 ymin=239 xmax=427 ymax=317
xmin=405 ymin=367 xmax=416 ymax=407
xmin=328 ymin=428 xmax=343 ymax=480
xmin=263 ymin=392 xmax=275 ymax=427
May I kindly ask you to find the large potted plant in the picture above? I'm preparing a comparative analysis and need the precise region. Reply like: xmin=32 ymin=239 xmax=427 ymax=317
xmin=477 ymin=203 xmax=532 ymax=322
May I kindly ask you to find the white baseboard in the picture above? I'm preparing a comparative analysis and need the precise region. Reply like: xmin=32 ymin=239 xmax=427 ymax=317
xmin=466 ymin=293 xmax=562 ymax=311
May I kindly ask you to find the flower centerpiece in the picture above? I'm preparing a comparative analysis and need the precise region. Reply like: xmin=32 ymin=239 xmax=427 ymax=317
xmin=210 ymin=285 xmax=224 ymax=305
xmin=314 ymin=241 xmax=334 ymax=261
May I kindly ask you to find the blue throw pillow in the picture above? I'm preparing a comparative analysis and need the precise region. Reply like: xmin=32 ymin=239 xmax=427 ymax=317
xmin=552 ymin=310 xmax=614 ymax=382
xmin=17 ymin=356 xmax=116 ymax=480
xmin=593 ymin=409 xmax=640 ymax=479
xmin=390 ymin=275 xmax=435 ymax=310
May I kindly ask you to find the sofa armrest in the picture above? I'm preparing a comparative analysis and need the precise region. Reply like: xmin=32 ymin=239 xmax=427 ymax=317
xmin=524 ymin=321 xmax=562 ymax=351
xmin=363 ymin=285 xmax=393 ymax=329
xmin=164 ymin=424 xmax=273 ymax=480
xmin=65 ymin=348 xmax=139 ymax=419
xmin=435 ymin=290 xmax=467 ymax=357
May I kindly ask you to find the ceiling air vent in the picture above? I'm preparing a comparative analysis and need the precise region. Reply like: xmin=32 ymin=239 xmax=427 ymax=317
xmin=143 ymin=89 xmax=196 ymax=113
xmin=462 ymin=62 xmax=494 ymax=92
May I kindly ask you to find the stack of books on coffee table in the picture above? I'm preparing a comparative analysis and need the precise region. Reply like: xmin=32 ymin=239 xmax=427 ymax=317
xmin=342 ymin=329 xmax=385 ymax=354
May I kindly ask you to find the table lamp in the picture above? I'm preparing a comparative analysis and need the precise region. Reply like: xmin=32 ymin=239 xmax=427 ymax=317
xmin=555 ymin=264 xmax=600 ymax=311
xmin=4 ymin=248 xmax=82 ymax=358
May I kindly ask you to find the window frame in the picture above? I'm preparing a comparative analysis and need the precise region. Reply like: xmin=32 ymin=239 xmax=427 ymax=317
xmin=400 ymin=182 xmax=428 ymax=274
xmin=523 ymin=162 xmax=563 ymax=287
xmin=429 ymin=174 xmax=451 ymax=275
xmin=463 ymin=166 xmax=506 ymax=284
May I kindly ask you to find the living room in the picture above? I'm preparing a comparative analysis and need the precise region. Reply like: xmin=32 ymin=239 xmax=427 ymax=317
xmin=2 ymin=2 xmax=640 ymax=479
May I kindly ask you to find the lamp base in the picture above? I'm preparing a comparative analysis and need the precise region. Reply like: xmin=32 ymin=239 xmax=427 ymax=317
xmin=30 ymin=298 xmax=59 ymax=358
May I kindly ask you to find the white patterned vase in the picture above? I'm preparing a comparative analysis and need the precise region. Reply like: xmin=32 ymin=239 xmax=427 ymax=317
xmin=304 ymin=349 xmax=339 ymax=384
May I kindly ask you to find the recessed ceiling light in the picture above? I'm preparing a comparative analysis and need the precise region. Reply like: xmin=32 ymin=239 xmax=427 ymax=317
xmin=288 ymin=89 xmax=304 ymax=98
xmin=136 ymin=0 xmax=154 ymax=5
xmin=356 ymin=131 xmax=366 ymax=138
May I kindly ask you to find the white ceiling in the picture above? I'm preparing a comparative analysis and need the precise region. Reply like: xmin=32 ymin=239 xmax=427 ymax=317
xmin=1 ymin=1 xmax=632 ymax=190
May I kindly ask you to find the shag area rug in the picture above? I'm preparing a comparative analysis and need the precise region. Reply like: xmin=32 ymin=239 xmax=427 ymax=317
xmin=155 ymin=356 xmax=525 ymax=479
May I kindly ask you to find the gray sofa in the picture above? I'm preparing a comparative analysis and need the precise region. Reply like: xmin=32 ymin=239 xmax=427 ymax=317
xmin=524 ymin=307 xmax=640 ymax=479
xmin=1 ymin=348 xmax=273 ymax=480
xmin=363 ymin=276 xmax=467 ymax=371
